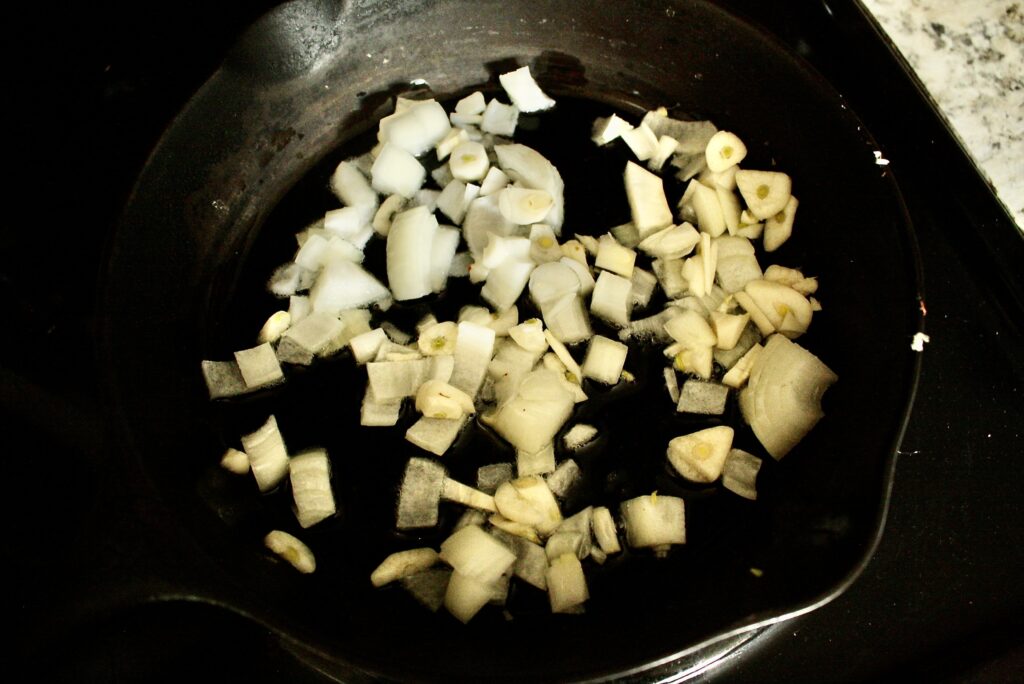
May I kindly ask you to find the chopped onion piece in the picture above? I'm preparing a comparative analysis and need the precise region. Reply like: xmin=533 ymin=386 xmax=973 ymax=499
xmin=512 ymin=537 xmax=549 ymax=589
xmin=676 ymin=379 xmax=729 ymax=415
xmin=477 ymin=463 xmax=513 ymax=494
xmin=649 ymin=134 xmax=679 ymax=172
xmin=481 ymin=259 xmax=534 ymax=312
xmin=264 ymin=530 xmax=316 ymax=574
xmin=710 ymin=311 xmax=750 ymax=350
xmin=481 ymin=98 xmax=519 ymax=136
xmin=664 ymin=309 xmax=717 ymax=348
xmin=620 ymin=494 xmax=686 ymax=549
xmin=280 ymin=311 xmax=347 ymax=362
xmin=402 ymin=568 xmax=451 ymax=612
xmin=652 ymin=258 xmax=687 ymax=299
xmin=637 ymin=223 xmax=701 ymax=260
xmin=220 ymin=447 xmax=249 ymax=474
xmin=405 ymin=415 xmax=468 ymax=456
xmin=591 ymin=113 xmax=634 ymax=145
xmin=397 ymin=457 xmax=446 ymax=529
xmin=444 ymin=570 xmax=494 ymax=623
xmin=442 ymin=478 xmax=497 ymax=512
xmin=463 ymin=194 xmax=517 ymax=259
xmin=722 ymin=342 xmax=763 ymax=389
xmin=663 ymin=366 xmax=681 ymax=403
xmin=241 ymin=415 xmax=290 ymax=493
xmin=350 ymin=328 xmax=387 ymax=364
xmin=455 ymin=91 xmax=486 ymax=116
xmin=733 ymin=291 xmax=776 ymax=337
xmin=371 ymin=142 xmax=426 ymax=198
xmin=309 ymin=258 xmax=390 ymax=313
xmin=546 ymin=530 xmax=586 ymax=561
xmin=547 ymin=553 xmax=589 ymax=613
xmin=545 ymin=459 xmax=581 ymax=498
xmin=590 ymin=271 xmax=634 ymax=327
xmin=591 ymin=506 xmax=621 ymax=555
xmin=624 ymin=161 xmax=673 ymax=234
xmin=581 ymin=335 xmax=629 ymax=385
xmin=379 ymin=99 xmax=451 ymax=156
xmin=387 ymin=206 xmax=440 ymax=301
xmin=361 ymin=384 xmax=402 ymax=426
xmin=436 ymin=180 xmax=480 ymax=225
xmin=234 ymin=343 xmax=284 ymax=389
xmin=289 ymin=448 xmax=336 ymax=528
xmin=479 ymin=166 xmax=510 ymax=196
xmin=738 ymin=334 xmax=837 ymax=459
xmin=689 ymin=180 xmax=726 ymax=237
xmin=440 ymin=524 xmax=516 ymax=585
xmin=716 ymin=253 xmax=763 ymax=293
xmin=330 ymin=160 xmax=378 ymax=216
xmin=717 ymin=186 xmax=742 ymax=235
xmin=722 ymin=449 xmax=762 ymax=500
xmin=621 ymin=122 xmax=659 ymax=161
xmin=288 ymin=295 xmax=310 ymax=324
xmin=667 ymin=425 xmax=735 ymax=483
xmin=563 ymin=424 xmax=598 ymax=450
xmin=367 ymin=357 xmax=451 ymax=401
xmin=517 ymin=443 xmax=557 ymax=477
xmin=644 ymin=110 xmax=717 ymax=153
xmin=498 ymin=65 xmax=556 ymax=113
xmin=450 ymin=321 xmax=496 ymax=398
xmin=595 ymin=233 xmax=637 ymax=278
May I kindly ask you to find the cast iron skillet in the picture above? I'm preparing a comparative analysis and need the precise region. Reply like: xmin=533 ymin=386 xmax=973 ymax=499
xmin=99 ymin=0 xmax=923 ymax=680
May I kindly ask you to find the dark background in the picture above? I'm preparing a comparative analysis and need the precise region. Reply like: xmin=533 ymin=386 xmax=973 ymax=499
xmin=6 ymin=1 xmax=1022 ymax=681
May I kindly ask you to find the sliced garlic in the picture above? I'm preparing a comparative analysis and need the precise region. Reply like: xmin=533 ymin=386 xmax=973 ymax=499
xmin=449 ymin=141 xmax=490 ymax=181
xmin=417 ymin=321 xmax=459 ymax=356
xmin=735 ymin=170 xmax=792 ymax=221
xmin=704 ymin=130 xmax=748 ymax=173
xmin=264 ymin=530 xmax=316 ymax=574
xmin=415 ymin=379 xmax=476 ymax=419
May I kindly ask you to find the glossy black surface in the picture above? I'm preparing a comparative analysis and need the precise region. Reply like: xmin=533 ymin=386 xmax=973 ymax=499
xmin=8 ymin=0 xmax=1022 ymax=682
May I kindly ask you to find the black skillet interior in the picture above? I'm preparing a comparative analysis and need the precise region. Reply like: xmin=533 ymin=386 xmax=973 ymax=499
xmin=101 ymin=0 xmax=922 ymax=680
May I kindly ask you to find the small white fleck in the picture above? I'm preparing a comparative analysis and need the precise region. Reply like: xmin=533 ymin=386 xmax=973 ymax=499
xmin=366 ymin=53 xmax=372 ymax=59
xmin=873 ymin=150 xmax=890 ymax=166
xmin=211 ymin=199 xmax=228 ymax=213
xmin=911 ymin=332 xmax=930 ymax=352
xmin=383 ymin=58 xmax=389 ymax=64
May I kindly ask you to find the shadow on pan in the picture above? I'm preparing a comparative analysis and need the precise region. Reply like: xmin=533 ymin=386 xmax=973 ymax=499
xmin=98 ymin=0 xmax=923 ymax=681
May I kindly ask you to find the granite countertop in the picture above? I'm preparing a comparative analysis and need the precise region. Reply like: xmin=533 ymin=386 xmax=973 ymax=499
xmin=858 ymin=0 xmax=1024 ymax=231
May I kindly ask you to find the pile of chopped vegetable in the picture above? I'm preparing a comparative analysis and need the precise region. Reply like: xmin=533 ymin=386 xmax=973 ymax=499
xmin=202 ymin=66 xmax=837 ymax=621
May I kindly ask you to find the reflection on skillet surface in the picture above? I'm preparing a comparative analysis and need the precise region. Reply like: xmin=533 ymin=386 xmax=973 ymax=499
xmin=101 ymin=0 xmax=921 ymax=680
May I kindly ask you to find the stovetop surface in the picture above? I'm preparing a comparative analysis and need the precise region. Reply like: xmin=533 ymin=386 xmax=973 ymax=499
xmin=6 ymin=1 xmax=1022 ymax=682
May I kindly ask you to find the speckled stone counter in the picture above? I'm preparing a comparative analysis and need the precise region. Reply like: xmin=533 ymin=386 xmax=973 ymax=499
xmin=858 ymin=0 xmax=1023 ymax=231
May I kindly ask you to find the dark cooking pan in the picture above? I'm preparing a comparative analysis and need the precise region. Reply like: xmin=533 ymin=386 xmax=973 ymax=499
xmin=97 ymin=0 xmax=923 ymax=680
